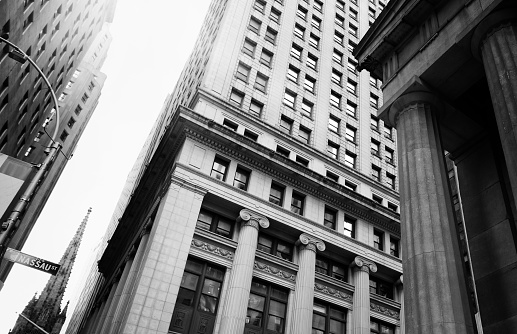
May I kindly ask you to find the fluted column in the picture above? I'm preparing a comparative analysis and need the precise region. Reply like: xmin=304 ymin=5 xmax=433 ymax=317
xmin=95 ymin=282 xmax=119 ymax=334
xmin=112 ymin=229 xmax=151 ymax=334
xmin=351 ymin=256 xmax=377 ymax=334
xmin=388 ymin=92 xmax=474 ymax=334
xmin=289 ymin=233 xmax=325 ymax=334
xmin=472 ymin=12 xmax=517 ymax=211
xmin=88 ymin=301 xmax=107 ymax=334
xmin=218 ymin=209 xmax=269 ymax=334
xmin=395 ymin=275 xmax=404 ymax=334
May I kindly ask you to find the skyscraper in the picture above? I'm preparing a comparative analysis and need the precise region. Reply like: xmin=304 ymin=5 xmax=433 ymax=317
xmin=0 ymin=0 xmax=117 ymax=287
xmin=69 ymin=0 xmax=403 ymax=333
xmin=9 ymin=208 xmax=90 ymax=334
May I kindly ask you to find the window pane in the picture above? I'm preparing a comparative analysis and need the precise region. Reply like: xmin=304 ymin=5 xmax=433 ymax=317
xmin=176 ymin=288 xmax=196 ymax=306
xmin=196 ymin=211 xmax=212 ymax=230
xmin=180 ymin=272 xmax=199 ymax=290
xmin=247 ymin=309 xmax=263 ymax=327
xmin=329 ymin=319 xmax=346 ymax=333
xmin=206 ymin=266 xmax=224 ymax=280
xmin=216 ymin=219 xmax=232 ymax=237
xmin=312 ymin=313 xmax=326 ymax=330
xmin=198 ymin=294 xmax=218 ymax=314
xmin=267 ymin=315 xmax=285 ymax=332
xmin=271 ymin=288 xmax=289 ymax=301
xmin=251 ymin=281 xmax=268 ymax=294
xmin=269 ymin=300 xmax=286 ymax=317
xmin=248 ymin=294 xmax=266 ymax=311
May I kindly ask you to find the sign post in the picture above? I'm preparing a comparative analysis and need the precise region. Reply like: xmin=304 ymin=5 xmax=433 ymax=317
xmin=4 ymin=248 xmax=60 ymax=275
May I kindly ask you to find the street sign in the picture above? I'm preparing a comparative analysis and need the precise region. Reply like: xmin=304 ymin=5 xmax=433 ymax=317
xmin=4 ymin=248 xmax=60 ymax=275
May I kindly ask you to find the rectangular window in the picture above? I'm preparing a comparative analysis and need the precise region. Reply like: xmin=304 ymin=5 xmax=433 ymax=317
xmin=306 ymin=54 xmax=318 ymax=70
xmin=299 ymin=126 xmax=311 ymax=144
xmin=236 ymin=62 xmax=251 ymax=82
xmin=328 ymin=115 xmax=340 ymax=133
xmin=370 ymin=94 xmax=379 ymax=109
xmin=223 ymin=119 xmax=238 ymax=131
xmin=345 ymin=126 xmax=356 ymax=143
xmin=348 ymin=59 xmax=358 ymax=74
xmin=249 ymin=99 xmax=263 ymax=117
xmin=265 ymin=27 xmax=278 ymax=44
xmin=234 ymin=166 xmax=251 ymax=191
xmin=385 ymin=148 xmax=394 ymax=164
xmin=326 ymin=170 xmax=339 ymax=182
xmin=296 ymin=155 xmax=309 ymax=167
xmin=371 ymin=140 xmax=380 ymax=156
xmin=327 ymin=141 xmax=339 ymax=159
xmin=372 ymin=194 xmax=383 ymax=205
xmin=246 ymin=280 xmax=289 ymax=333
xmin=297 ymin=6 xmax=307 ymax=20
xmin=301 ymin=99 xmax=313 ymax=117
xmin=23 ymin=11 xmax=34 ymax=30
xmin=390 ymin=237 xmax=399 ymax=257
xmin=336 ymin=0 xmax=345 ymax=11
xmin=349 ymin=24 xmax=358 ymax=37
xmin=258 ymin=233 xmax=293 ymax=261
xmin=371 ymin=319 xmax=395 ymax=334
xmin=324 ymin=206 xmax=337 ymax=229
xmin=346 ymin=80 xmax=357 ymax=95
xmin=315 ymin=257 xmax=347 ymax=281
xmin=371 ymin=116 xmax=379 ymax=131
xmin=346 ymin=102 xmax=357 ymax=118
xmin=276 ymin=145 xmax=290 ymax=157
xmin=335 ymin=14 xmax=344 ymax=27
xmin=373 ymin=229 xmax=384 ymax=250
xmin=196 ymin=209 xmax=234 ymax=238
xmin=313 ymin=0 xmax=323 ymax=12
xmin=255 ymin=73 xmax=269 ymax=92
xmin=371 ymin=165 xmax=381 ymax=181
xmin=283 ymin=90 xmax=296 ymax=109
xmin=291 ymin=191 xmax=305 ymax=215
xmin=309 ymin=34 xmax=320 ymax=49
xmin=388 ymin=202 xmax=398 ymax=212
xmin=384 ymin=125 xmax=393 ymax=139
xmin=344 ymin=216 xmax=355 ymax=238
xmin=294 ymin=24 xmax=305 ymax=40
xmin=311 ymin=16 xmax=322 ymax=30
xmin=350 ymin=9 xmax=358 ymax=21
xmin=260 ymin=48 xmax=273 ymax=66
xmin=269 ymin=182 xmax=285 ymax=206
xmin=287 ymin=65 xmax=300 ymax=83
xmin=243 ymin=38 xmax=257 ymax=57
xmin=332 ymin=49 xmax=343 ymax=64
xmin=334 ymin=31 xmax=344 ymax=45
xmin=290 ymin=44 xmax=302 ymax=60
xmin=211 ymin=156 xmax=229 ymax=181
xmin=331 ymin=69 xmax=342 ymax=85
xmin=230 ymin=88 xmax=245 ymax=106
xmin=344 ymin=180 xmax=357 ymax=192
xmin=386 ymin=173 xmax=396 ymax=189
xmin=330 ymin=91 xmax=341 ymax=109
xmin=254 ymin=0 xmax=266 ymax=13
xmin=280 ymin=115 xmax=293 ymax=133
xmin=270 ymin=8 xmax=281 ymax=23
xmin=345 ymin=151 xmax=356 ymax=169
xmin=312 ymin=302 xmax=347 ymax=334
xmin=304 ymin=75 xmax=316 ymax=93
xmin=249 ymin=17 xmax=261 ymax=34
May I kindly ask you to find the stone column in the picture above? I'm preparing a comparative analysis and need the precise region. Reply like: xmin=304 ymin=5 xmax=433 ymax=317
xmin=112 ymin=229 xmax=151 ymax=334
xmin=88 ymin=300 xmax=107 ymax=334
xmin=351 ymin=256 xmax=377 ymax=334
xmin=472 ymin=12 xmax=517 ymax=210
xmin=395 ymin=276 xmax=404 ymax=334
xmin=289 ymin=233 xmax=325 ymax=334
xmin=95 ymin=281 xmax=119 ymax=334
xmin=218 ymin=209 xmax=269 ymax=334
xmin=388 ymin=92 xmax=474 ymax=333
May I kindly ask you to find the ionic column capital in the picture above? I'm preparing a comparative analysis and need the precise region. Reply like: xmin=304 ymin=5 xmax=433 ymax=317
xmin=388 ymin=91 xmax=443 ymax=128
xmin=238 ymin=209 xmax=269 ymax=230
xmin=352 ymin=256 xmax=377 ymax=274
xmin=471 ymin=10 xmax=517 ymax=60
xmin=297 ymin=233 xmax=325 ymax=253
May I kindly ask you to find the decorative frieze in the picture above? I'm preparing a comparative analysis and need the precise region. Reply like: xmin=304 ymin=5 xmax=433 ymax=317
xmin=314 ymin=283 xmax=353 ymax=302
xmin=254 ymin=261 xmax=296 ymax=282
xmin=191 ymin=239 xmax=234 ymax=260
xmin=370 ymin=302 xmax=400 ymax=320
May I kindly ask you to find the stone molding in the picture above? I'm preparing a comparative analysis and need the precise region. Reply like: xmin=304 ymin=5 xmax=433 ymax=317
xmin=238 ymin=209 xmax=269 ymax=230
xmin=254 ymin=261 xmax=296 ymax=282
xmin=370 ymin=302 xmax=400 ymax=320
xmin=314 ymin=283 xmax=353 ymax=302
xmin=191 ymin=239 xmax=234 ymax=260
xmin=471 ymin=10 xmax=517 ymax=60
xmin=298 ymin=233 xmax=326 ymax=253
xmin=352 ymin=256 xmax=378 ymax=274
xmin=389 ymin=91 xmax=444 ymax=128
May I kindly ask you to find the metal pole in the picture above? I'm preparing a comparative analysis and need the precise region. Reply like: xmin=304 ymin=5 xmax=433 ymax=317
xmin=17 ymin=313 xmax=51 ymax=334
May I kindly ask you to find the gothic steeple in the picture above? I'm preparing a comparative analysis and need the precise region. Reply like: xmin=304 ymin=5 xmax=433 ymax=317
xmin=9 ymin=208 xmax=91 ymax=334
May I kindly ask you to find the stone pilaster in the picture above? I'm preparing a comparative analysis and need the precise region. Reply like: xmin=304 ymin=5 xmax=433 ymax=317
xmin=390 ymin=92 xmax=474 ymax=334
xmin=472 ymin=12 xmax=517 ymax=211
xmin=111 ymin=230 xmax=151 ymax=334
xmin=218 ymin=209 xmax=269 ymax=334
xmin=289 ymin=233 xmax=325 ymax=334
xmin=351 ymin=256 xmax=377 ymax=334
xmin=395 ymin=275 xmax=404 ymax=334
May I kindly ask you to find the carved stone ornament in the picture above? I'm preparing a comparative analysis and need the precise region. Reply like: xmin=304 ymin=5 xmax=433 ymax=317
xmin=254 ymin=261 xmax=296 ymax=281
xmin=239 ymin=209 xmax=270 ymax=230
xmin=298 ymin=233 xmax=326 ymax=253
xmin=352 ymin=256 xmax=377 ymax=274
xmin=191 ymin=239 xmax=234 ymax=260
xmin=314 ymin=283 xmax=353 ymax=302
xmin=370 ymin=302 xmax=400 ymax=320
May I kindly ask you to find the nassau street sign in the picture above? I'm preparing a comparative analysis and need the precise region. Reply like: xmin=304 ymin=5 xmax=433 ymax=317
xmin=4 ymin=248 xmax=60 ymax=275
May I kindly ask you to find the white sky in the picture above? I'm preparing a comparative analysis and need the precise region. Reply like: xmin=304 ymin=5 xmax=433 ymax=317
xmin=0 ymin=1 xmax=212 ymax=332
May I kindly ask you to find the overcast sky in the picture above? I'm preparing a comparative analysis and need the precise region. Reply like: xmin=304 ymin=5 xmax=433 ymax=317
xmin=0 ymin=1 xmax=211 ymax=332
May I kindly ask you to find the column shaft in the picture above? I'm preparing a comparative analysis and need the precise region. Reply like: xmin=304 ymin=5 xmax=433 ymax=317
xmin=396 ymin=98 xmax=473 ymax=333
xmin=289 ymin=246 xmax=317 ymax=333
xmin=89 ymin=301 xmax=106 ymax=334
xmin=95 ymin=282 xmax=119 ymax=334
xmin=100 ymin=260 xmax=133 ymax=334
xmin=352 ymin=267 xmax=370 ymax=334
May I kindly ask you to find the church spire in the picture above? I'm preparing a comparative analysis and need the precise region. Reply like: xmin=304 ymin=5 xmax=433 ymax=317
xmin=10 ymin=208 xmax=91 ymax=334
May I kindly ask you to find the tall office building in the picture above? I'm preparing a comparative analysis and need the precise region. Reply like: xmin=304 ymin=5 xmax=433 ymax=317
xmin=69 ymin=1 xmax=403 ymax=334
xmin=0 ymin=0 xmax=117 ymax=287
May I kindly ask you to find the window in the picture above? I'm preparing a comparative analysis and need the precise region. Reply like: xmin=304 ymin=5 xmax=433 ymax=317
xmin=301 ymin=99 xmax=313 ymax=117
xmin=258 ymin=233 xmax=293 ymax=261
xmin=385 ymin=148 xmax=394 ymax=164
xmin=236 ymin=62 xmax=251 ymax=82
xmin=169 ymin=258 xmax=225 ymax=333
xmin=59 ymin=130 xmax=69 ymax=142
xmin=223 ymin=119 xmax=238 ymax=131
xmin=283 ymin=90 xmax=296 ymax=109
xmin=386 ymin=173 xmax=396 ymax=189
xmin=246 ymin=280 xmax=289 ymax=334
xmin=230 ymin=88 xmax=244 ymax=106
xmin=67 ymin=117 xmax=75 ymax=128
xmin=279 ymin=115 xmax=293 ymax=133
xmin=369 ymin=7 xmax=376 ymax=19
xmin=344 ymin=151 xmax=356 ymax=169
xmin=346 ymin=102 xmax=357 ymax=118
xmin=373 ymin=229 xmax=384 ymax=250
xmin=331 ymin=69 xmax=342 ymax=85
xmin=369 ymin=278 xmax=394 ymax=299
xmin=332 ymin=49 xmax=343 ymax=64
xmin=287 ymin=65 xmax=300 ymax=83
xmin=307 ymin=54 xmax=318 ymax=70
xmin=313 ymin=0 xmax=323 ymax=12
xmin=324 ymin=206 xmax=337 ymax=229
xmin=265 ymin=27 xmax=277 ymax=44
xmin=297 ymin=6 xmax=307 ymax=20
xmin=345 ymin=180 xmax=357 ymax=192
xmin=370 ymin=94 xmax=379 ymax=109
xmin=390 ymin=237 xmax=399 ymax=257
xmin=81 ymin=93 xmax=89 ymax=103
xmin=243 ymin=38 xmax=257 ymax=57
xmin=309 ymin=34 xmax=320 ymax=49
xmin=74 ymin=105 xmax=82 ymax=115
xmin=255 ymin=73 xmax=269 ymax=92
xmin=294 ymin=24 xmax=305 ymax=40
xmin=311 ymin=16 xmax=322 ymax=30
xmin=328 ymin=116 xmax=340 ymax=133
xmin=370 ymin=76 xmax=378 ymax=88
xmin=327 ymin=141 xmax=339 ymax=159
xmin=335 ymin=14 xmax=344 ymax=27
xmin=58 ymin=92 xmax=67 ymax=101
xmin=23 ymin=11 xmax=34 ymax=30
xmin=211 ymin=157 xmax=229 ymax=181
xmin=254 ymin=0 xmax=266 ymax=13
xmin=346 ymin=80 xmax=357 ymax=95
xmin=326 ymin=171 xmax=339 ymax=183
xmin=260 ymin=48 xmax=273 ymax=66
xmin=298 ymin=126 xmax=311 ymax=144
xmin=388 ymin=202 xmax=398 ymax=212
xmin=249 ymin=99 xmax=263 ymax=117
xmin=384 ymin=125 xmax=393 ymax=139
xmin=330 ymin=91 xmax=341 ymax=109
xmin=348 ymin=59 xmax=358 ymax=74
xmin=371 ymin=140 xmax=380 ymax=156
xmin=234 ymin=166 xmax=250 ymax=191
xmin=350 ymin=9 xmax=358 ymax=21
xmin=276 ymin=145 xmax=290 ymax=157
xmin=372 ymin=194 xmax=383 ymax=205
xmin=315 ymin=256 xmax=346 ymax=281
xmin=312 ymin=302 xmax=347 ymax=334
xmin=291 ymin=191 xmax=305 ymax=215
xmin=371 ymin=165 xmax=381 ymax=181
xmin=344 ymin=216 xmax=355 ymax=238
xmin=370 ymin=319 xmax=395 ymax=334
xmin=270 ymin=8 xmax=281 ymax=23
xmin=296 ymin=155 xmax=309 ymax=167
xmin=304 ymin=76 xmax=316 ymax=93
xmin=196 ymin=209 xmax=234 ymax=238
xmin=371 ymin=116 xmax=379 ymax=131
xmin=334 ymin=31 xmax=344 ymax=45
xmin=349 ymin=24 xmax=358 ymax=37
xmin=336 ymin=0 xmax=345 ymax=11
xmin=348 ymin=41 xmax=357 ymax=53
xmin=290 ymin=44 xmax=302 ymax=60
xmin=345 ymin=126 xmax=356 ymax=143
xmin=269 ymin=182 xmax=285 ymax=206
